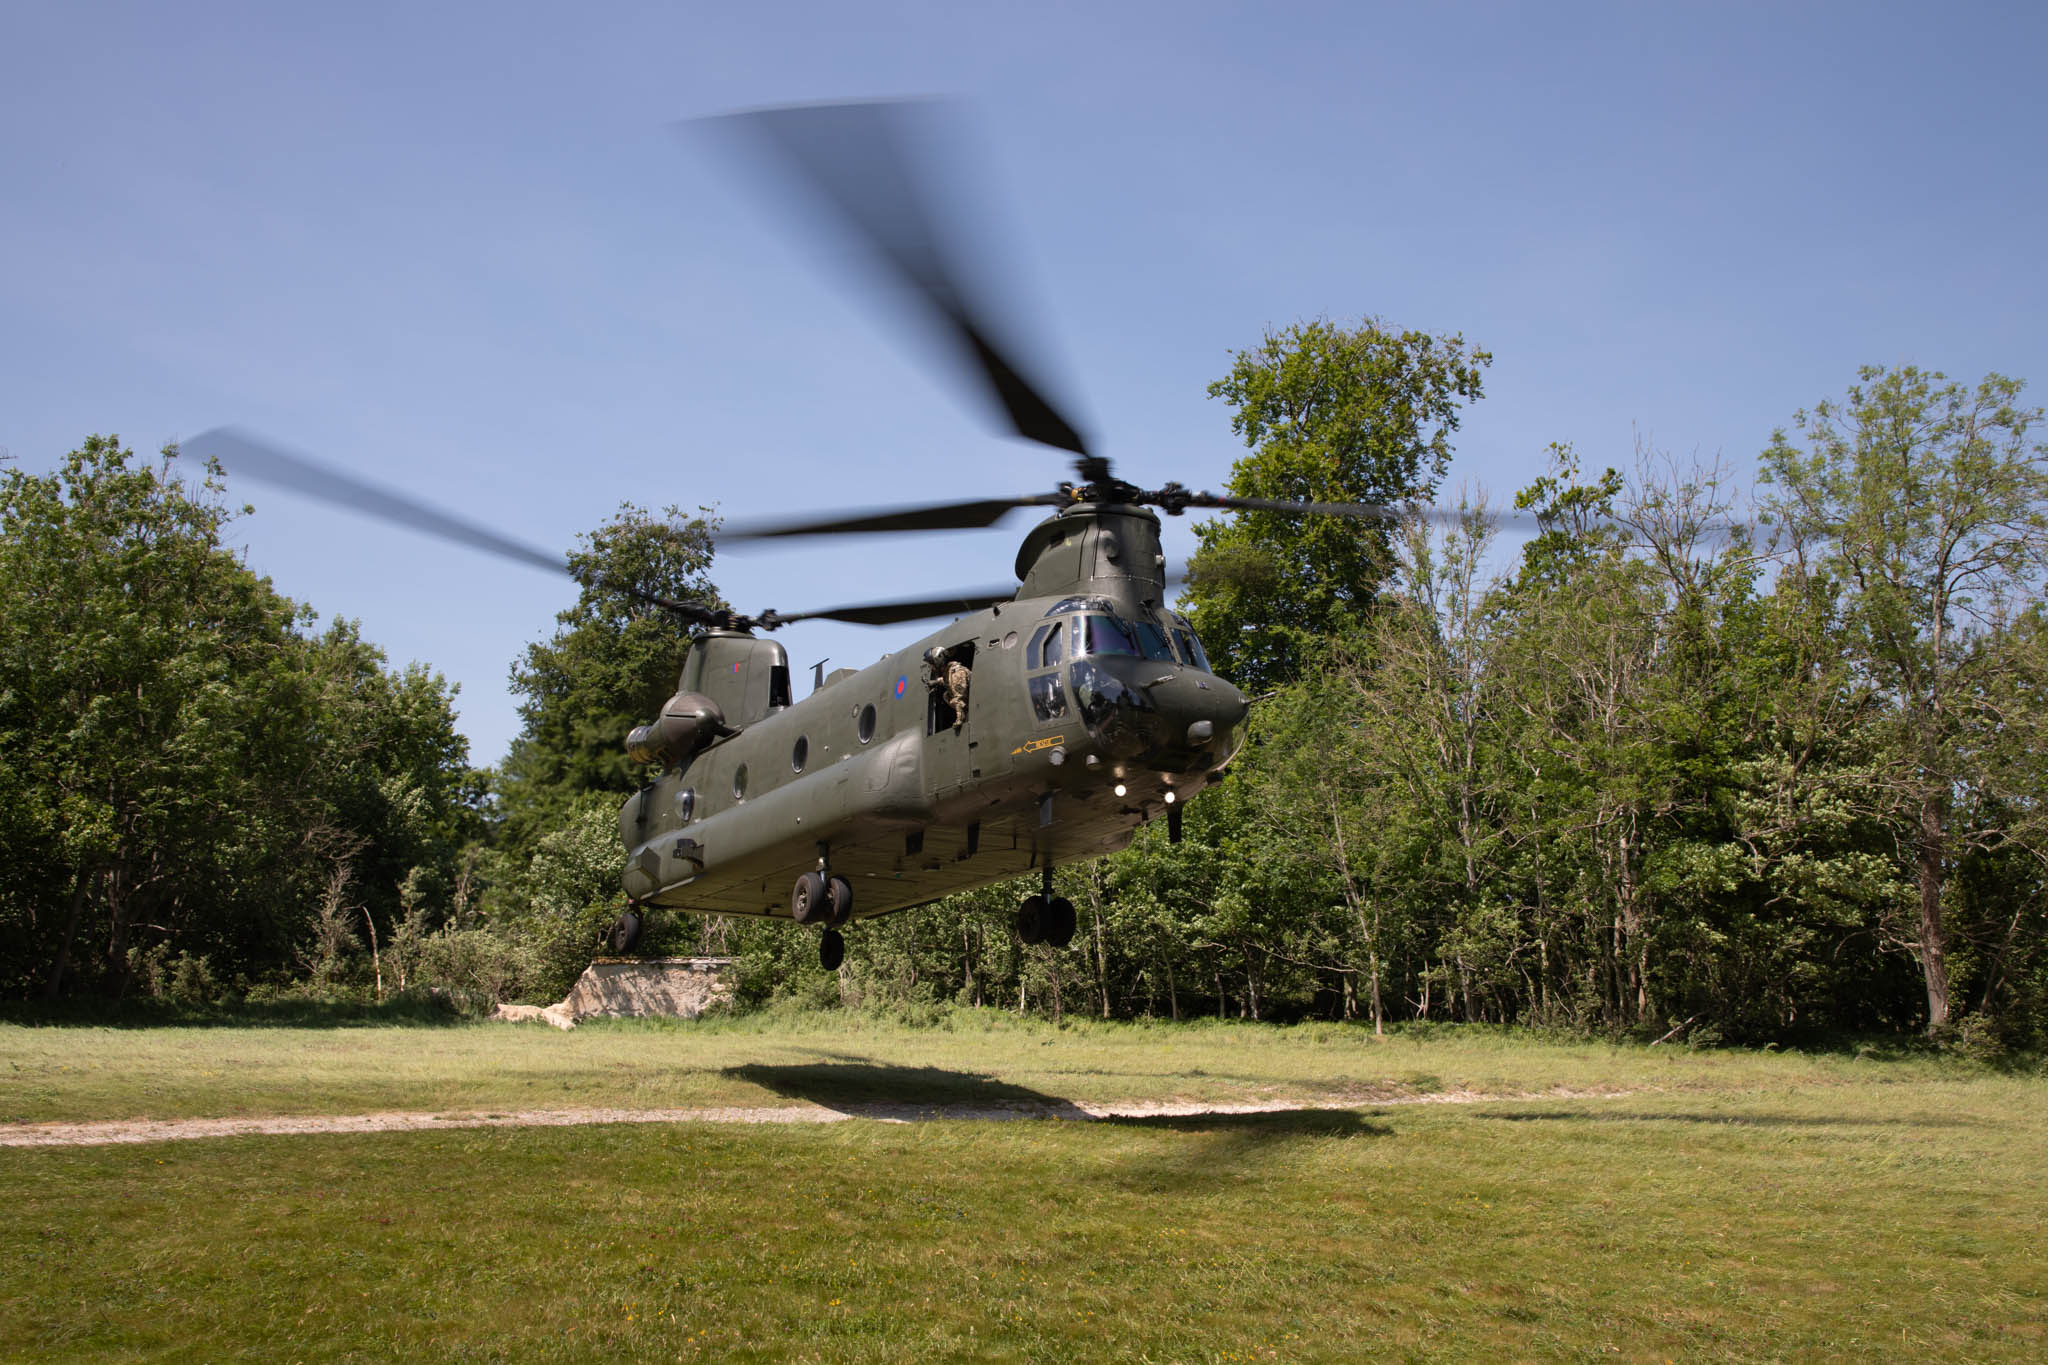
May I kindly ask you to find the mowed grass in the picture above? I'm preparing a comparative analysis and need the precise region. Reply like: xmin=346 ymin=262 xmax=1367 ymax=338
xmin=2 ymin=1017 xmax=2046 ymax=1361
xmin=0 ymin=1009 xmax=2000 ymax=1122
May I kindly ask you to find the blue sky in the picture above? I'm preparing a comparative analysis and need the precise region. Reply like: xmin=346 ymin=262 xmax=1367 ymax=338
xmin=5 ymin=1 xmax=2043 ymax=766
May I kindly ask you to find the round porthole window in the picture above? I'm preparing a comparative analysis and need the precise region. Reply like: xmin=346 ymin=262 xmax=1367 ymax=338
xmin=792 ymin=735 xmax=809 ymax=772
xmin=732 ymin=765 xmax=748 ymax=800
xmin=857 ymin=703 xmax=877 ymax=744
xmin=676 ymin=788 xmax=695 ymax=822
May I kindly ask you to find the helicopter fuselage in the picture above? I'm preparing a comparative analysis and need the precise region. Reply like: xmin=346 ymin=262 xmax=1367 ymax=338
xmin=617 ymin=503 xmax=1248 ymax=923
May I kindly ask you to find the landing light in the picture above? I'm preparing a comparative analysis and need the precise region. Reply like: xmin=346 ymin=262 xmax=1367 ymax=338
xmin=1113 ymin=783 xmax=1127 ymax=798
xmin=1163 ymin=790 xmax=1176 ymax=805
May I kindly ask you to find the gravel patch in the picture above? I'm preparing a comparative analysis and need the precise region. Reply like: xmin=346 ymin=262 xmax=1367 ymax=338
xmin=0 ymin=1088 xmax=1634 ymax=1148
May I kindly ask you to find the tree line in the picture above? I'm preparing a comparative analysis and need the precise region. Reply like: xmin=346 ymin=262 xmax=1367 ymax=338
xmin=5 ymin=329 xmax=2044 ymax=1050
xmin=748 ymin=337 xmax=2048 ymax=1050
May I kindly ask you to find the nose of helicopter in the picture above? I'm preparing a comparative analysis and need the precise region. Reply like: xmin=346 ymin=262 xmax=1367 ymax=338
xmin=1071 ymin=657 xmax=1248 ymax=772
xmin=1158 ymin=672 xmax=1250 ymax=767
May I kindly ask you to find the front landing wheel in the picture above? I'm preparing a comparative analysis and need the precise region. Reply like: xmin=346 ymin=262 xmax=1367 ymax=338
xmin=819 ymin=928 xmax=846 ymax=972
xmin=1044 ymin=897 xmax=1077 ymax=949
xmin=1017 ymin=895 xmax=1047 ymax=945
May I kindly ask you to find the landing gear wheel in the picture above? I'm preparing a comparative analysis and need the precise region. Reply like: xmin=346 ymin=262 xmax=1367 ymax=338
xmin=826 ymin=875 xmax=854 ymax=926
xmin=791 ymin=871 xmax=830 ymax=925
xmin=609 ymin=911 xmax=643 ymax=954
xmin=1017 ymin=895 xmax=1048 ymax=945
xmin=819 ymin=928 xmax=846 ymax=972
xmin=1044 ymin=897 xmax=1077 ymax=949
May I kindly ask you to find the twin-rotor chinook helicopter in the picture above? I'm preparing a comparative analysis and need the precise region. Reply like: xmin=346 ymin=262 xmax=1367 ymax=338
xmin=192 ymin=100 xmax=1435 ymax=972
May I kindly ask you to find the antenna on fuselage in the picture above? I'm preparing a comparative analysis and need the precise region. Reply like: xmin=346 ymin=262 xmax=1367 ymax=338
xmin=811 ymin=658 xmax=828 ymax=692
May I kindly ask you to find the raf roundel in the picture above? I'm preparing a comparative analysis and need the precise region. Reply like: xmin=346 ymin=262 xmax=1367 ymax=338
xmin=894 ymin=675 xmax=910 ymax=699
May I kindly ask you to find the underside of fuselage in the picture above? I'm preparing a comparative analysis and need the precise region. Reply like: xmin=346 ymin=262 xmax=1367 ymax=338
xmin=637 ymin=795 xmax=1145 ymax=921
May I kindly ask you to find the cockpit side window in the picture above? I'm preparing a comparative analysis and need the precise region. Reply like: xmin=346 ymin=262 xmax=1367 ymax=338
xmin=1026 ymin=622 xmax=1066 ymax=669
xmin=1028 ymin=672 xmax=1066 ymax=722
xmin=1024 ymin=623 xmax=1067 ymax=724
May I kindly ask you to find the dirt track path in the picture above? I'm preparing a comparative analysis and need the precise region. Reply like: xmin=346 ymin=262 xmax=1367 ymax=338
xmin=1 ymin=1089 xmax=1633 ymax=1148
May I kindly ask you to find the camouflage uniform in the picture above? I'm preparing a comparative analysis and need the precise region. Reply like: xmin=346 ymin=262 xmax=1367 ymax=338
xmin=945 ymin=659 xmax=971 ymax=728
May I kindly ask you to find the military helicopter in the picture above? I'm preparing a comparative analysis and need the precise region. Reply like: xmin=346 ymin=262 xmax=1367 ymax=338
xmin=190 ymin=100 xmax=1433 ymax=972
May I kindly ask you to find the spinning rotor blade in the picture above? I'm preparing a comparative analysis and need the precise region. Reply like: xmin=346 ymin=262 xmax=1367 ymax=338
xmin=184 ymin=427 xmax=1012 ymax=632
xmin=719 ymin=493 xmax=1061 ymax=543
xmin=1177 ymin=491 xmax=1405 ymax=522
xmin=183 ymin=427 xmax=732 ymax=626
xmin=700 ymin=100 xmax=1092 ymax=459
xmin=764 ymin=585 xmax=1018 ymax=628
xmin=1173 ymin=488 xmax=1539 ymax=532
xmin=186 ymin=427 xmax=569 ymax=577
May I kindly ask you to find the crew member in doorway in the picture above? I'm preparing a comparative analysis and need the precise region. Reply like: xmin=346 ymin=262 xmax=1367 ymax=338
xmin=946 ymin=654 xmax=971 ymax=728
xmin=925 ymin=645 xmax=972 ymax=729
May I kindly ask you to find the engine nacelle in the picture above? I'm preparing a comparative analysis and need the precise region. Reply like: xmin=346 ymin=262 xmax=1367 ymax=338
xmin=626 ymin=691 xmax=731 ymax=768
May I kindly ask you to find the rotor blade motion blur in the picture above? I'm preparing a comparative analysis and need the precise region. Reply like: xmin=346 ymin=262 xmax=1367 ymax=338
xmin=186 ymin=427 xmax=1020 ymax=633
xmin=182 ymin=427 xmax=739 ymax=623
xmin=719 ymin=494 xmax=1060 ymax=543
xmin=187 ymin=427 xmax=570 ymax=577
xmin=1182 ymin=490 xmax=1512 ymax=527
xmin=697 ymin=100 xmax=1092 ymax=459
xmin=766 ymin=586 xmax=1018 ymax=628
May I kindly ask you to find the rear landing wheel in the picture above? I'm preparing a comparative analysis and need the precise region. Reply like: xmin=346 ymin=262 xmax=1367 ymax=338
xmin=827 ymin=875 xmax=854 ymax=926
xmin=791 ymin=871 xmax=830 ymax=925
xmin=1017 ymin=895 xmax=1047 ymax=945
xmin=609 ymin=911 xmax=643 ymax=954
xmin=819 ymin=928 xmax=845 ymax=972
xmin=1044 ymin=897 xmax=1077 ymax=949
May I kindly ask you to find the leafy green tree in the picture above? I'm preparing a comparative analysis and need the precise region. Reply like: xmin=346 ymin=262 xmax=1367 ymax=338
xmin=1763 ymin=367 xmax=2048 ymax=1032
xmin=1234 ymin=675 xmax=1398 ymax=1029
xmin=496 ymin=503 xmax=723 ymax=848
xmin=295 ymin=619 xmax=484 ymax=976
xmin=1185 ymin=318 xmax=1490 ymax=691
xmin=484 ymin=794 xmax=635 ymax=1000
xmin=0 ymin=437 xmax=474 ymax=1000
xmin=0 ymin=438 xmax=316 ymax=995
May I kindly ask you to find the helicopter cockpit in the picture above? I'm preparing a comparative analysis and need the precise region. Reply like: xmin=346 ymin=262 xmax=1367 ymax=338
xmin=1040 ymin=596 xmax=1214 ymax=674
xmin=1027 ymin=596 xmax=1242 ymax=772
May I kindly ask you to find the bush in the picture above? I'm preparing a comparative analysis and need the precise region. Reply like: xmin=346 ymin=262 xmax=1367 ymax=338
xmin=125 ymin=944 xmax=226 ymax=1008
xmin=481 ymin=795 xmax=631 ymax=1002
xmin=409 ymin=926 xmax=535 ymax=1006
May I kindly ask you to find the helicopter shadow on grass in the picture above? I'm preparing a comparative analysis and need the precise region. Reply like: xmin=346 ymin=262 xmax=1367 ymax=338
xmin=726 ymin=1055 xmax=1394 ymax=1192
xmin=725 ymin=1058 xmax=1093 ymax=1118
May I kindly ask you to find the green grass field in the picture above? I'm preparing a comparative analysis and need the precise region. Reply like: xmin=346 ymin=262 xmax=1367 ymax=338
xmin=3 ymin=1013 xmax=2045 ymax=1361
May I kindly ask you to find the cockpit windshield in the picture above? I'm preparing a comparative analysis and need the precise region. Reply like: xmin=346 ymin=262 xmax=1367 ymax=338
xmin=1078 ymin=614 xmax=1142 ymax=658
xmin=1167 ymin=612 xmax=1212 ymax=673
xmin=1071 ymin=611 xmax=1210 ymax=669
xmin=1132 ymin=620 xmax=1177 ymax=663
